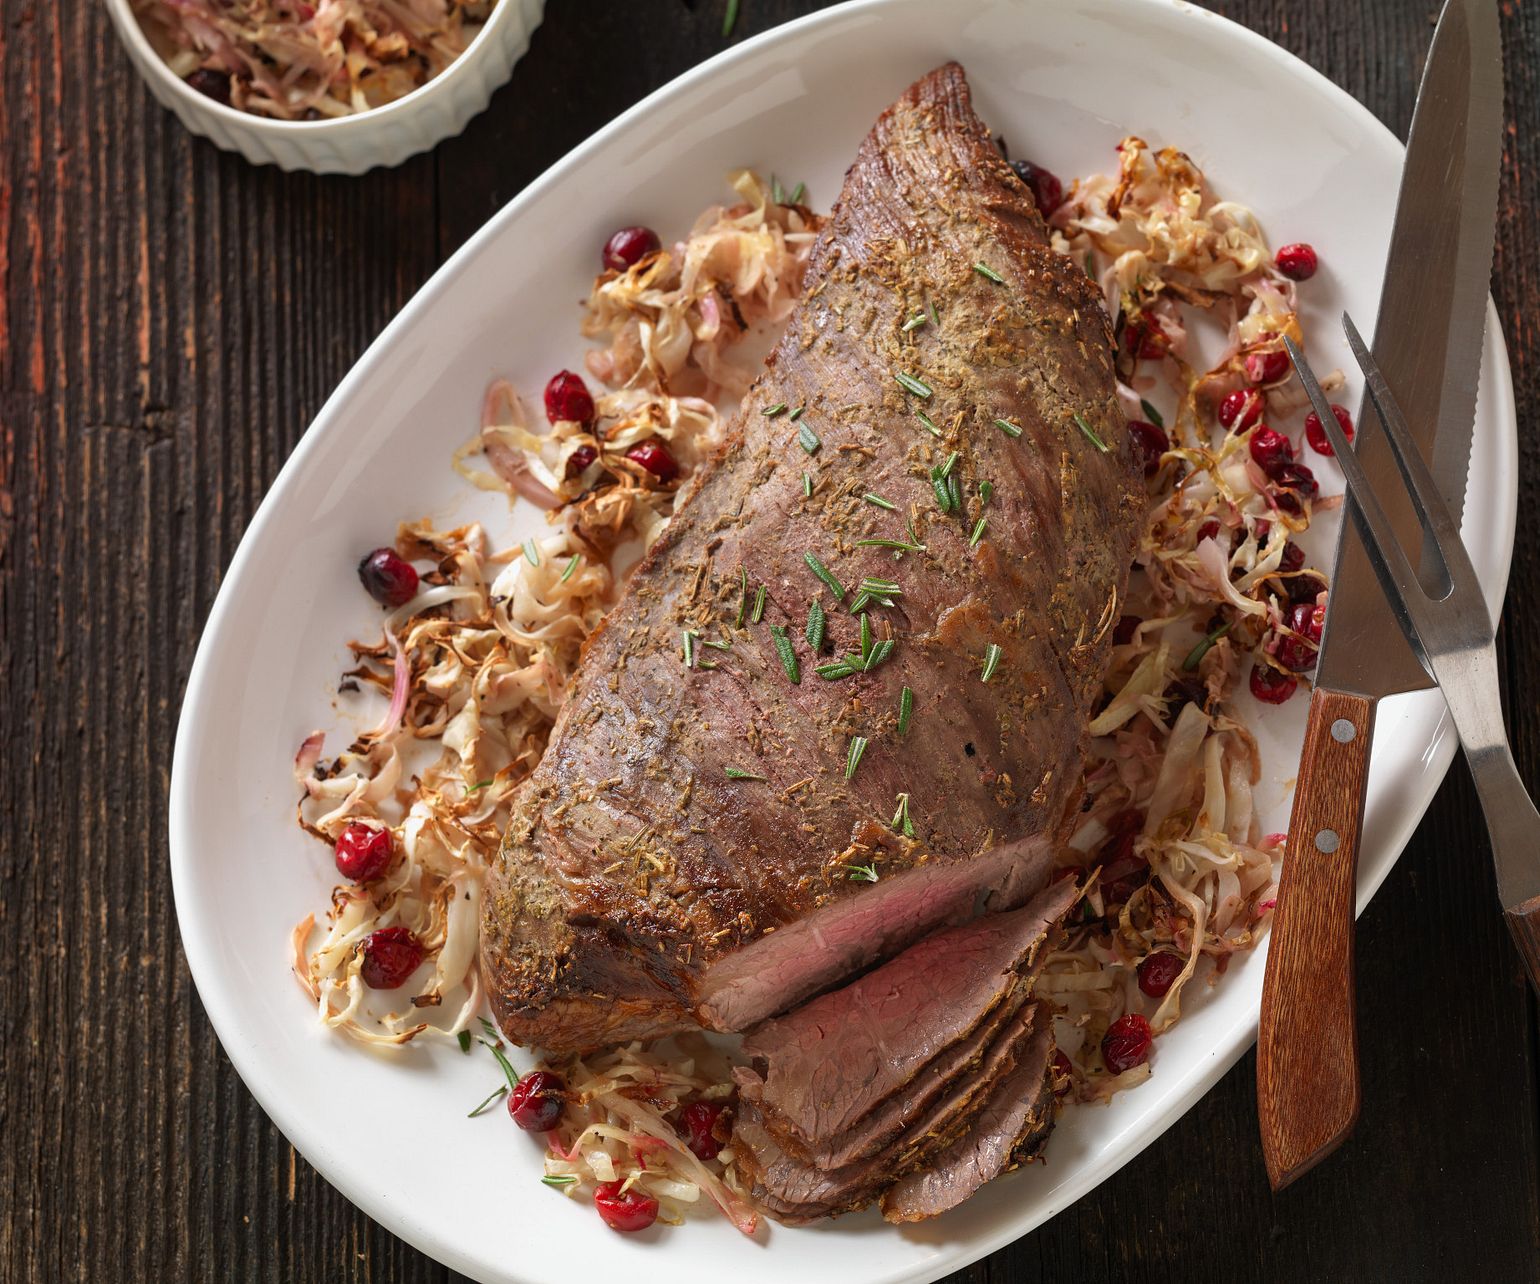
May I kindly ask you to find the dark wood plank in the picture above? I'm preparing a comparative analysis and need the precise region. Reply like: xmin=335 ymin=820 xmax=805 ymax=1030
xmin=0 ymin=2 xmax=1535 ymax=1282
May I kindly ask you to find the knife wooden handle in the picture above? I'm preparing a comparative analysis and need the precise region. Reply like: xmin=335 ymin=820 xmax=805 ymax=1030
xmin=1256 ymin=686 xmax=1377 ymax=1191
xmin=1503 ymin=895 xmax=1540 ymax=995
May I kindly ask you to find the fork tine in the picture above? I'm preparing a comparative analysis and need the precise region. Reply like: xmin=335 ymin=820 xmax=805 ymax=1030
xmin=1340 ymin=313 xmax=1473 ymax=582
xmin=1283 ymin=336 xmax=1432 ymax=665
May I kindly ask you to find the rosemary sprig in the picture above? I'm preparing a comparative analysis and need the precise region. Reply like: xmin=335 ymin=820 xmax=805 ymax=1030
xmin=993 ymin=418 xmax=1023 ymax=439
xmin=751 ymin=583 xmax=768 ymax=624
xmin=894 ymin=371 xmax=933 ymax=399
xmin=770 ymin=624 xmax=801 ymax=684
xmin=901 ymin=312 xmax=928 ymax=333
xmin=1140 ymin=398 xmax=1165 ymax=429
xmin=973 ymin=262 xmax=1006 ymax=283
xmin=478 ymin=1035 xmax=521 ymax=1092
xmin=891 ymin=791 xmax=915 ymax=838
xmin=897 ymin=685 xmax=914 ymax=735
xmin=856 ymin=536 xmax=926 ymax=552
xmin=798 ymin=423 xmax=821 ymax=455
xmin=862 ymin=492 xmax=897 ymax=511
xmin=523 ymin=538 xmax=540 ymax=567
xmin=806 ymin=598 xmax=826 ymax=650
xmin=762 ymin=402 xmax=787 ymax=417
xmin=849 ymin=576 xmax=901 ymax=613
xmin=915 ymin=410 xmax=942 ymax=438
xmin=467 ymin=1085 xmax=509 ymax=1118
xmin=981 ymin=643 xmax=1003 ymax=683
xmin=804 ymin=552 xmax=845 ymax=601
xmin=725 ymin=766 xmax=766 ymax=781
xmin=1073 ymin=411 xmax=1110 ymax=453
xmin=843 ymin=863 xmax=879 ymax=883
xmin=1182 ymin=619 xmax=1234 ymax=672
xmin=845 ymin=735 xmax=869 ymax=779
xmin=560 ymin=554 xmax=581 ymax=583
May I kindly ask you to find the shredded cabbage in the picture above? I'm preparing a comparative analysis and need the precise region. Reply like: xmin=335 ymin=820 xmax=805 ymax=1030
xmin=133 ymin=0 xmax=494 ymax=119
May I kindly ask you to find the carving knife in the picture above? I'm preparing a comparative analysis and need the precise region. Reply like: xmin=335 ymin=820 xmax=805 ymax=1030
xmin=1255 ymin=0 xmax=1503 ymax=1191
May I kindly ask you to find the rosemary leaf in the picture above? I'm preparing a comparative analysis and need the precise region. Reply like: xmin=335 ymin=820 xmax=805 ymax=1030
xmin=973 ymin=261 xmax=1006 ymax=283
xmin=803 ymin=471 xmax=813 ymax=498
xmin=467 ymin=1085 xmax=509 ymax=1118
xmin=541 ymin=1174 xmax=579 ymax=1188
xmin=969 ymin=516 xmax=988 ymax=547
xmin=979 ymin=481 xmax=994 ymax=507
xmin=789 ymin=405 xmax=805 ymax=422
xmin=736 ymin=566 xmax=749 ymax=626
xmin=762 ymin=402 xmax=787 ymax=417
xmin=806 ymin=598 xmax=826 ymax=650
xmin=804 ymin=552 xmax=845 ymax=600
xmin=915 ymin=409 xmax=941 ymax=438
xmin=894 ymin=371 xmax=933 ymax=399
xmin=898 ymin=686 xmax=914 ymax=735
xmin=940 ymin=450 xmax=961 ymax=479
xmin=725 ymin=766 xmax=767 ymax=780
xmin=789 ymin=181 xmax=806 ymax=205
xmin=815 ymin=660 xmax=856 ymax=680
xmin=798 ymin=423 xmax=821 ymax=455
xmin=845 ymin=735 xmax=869 ymax=780
xmin=1073 ymin=411 xmax=1110 ymax=453
xmin=478 ymin=1036 xmax=521 ymax=1092
xmin=751 ymin=583 xmax=768 ymax=624
xmin=865 ymin=639 xmax=895 ymax=670
xmin=722 ymin=0 xmax=740 ymax=37
xmin=1182 ymin=620 xmax=1234 ymax=672
xmin=523 ymin=538 xmax=540 ymax=567
xmin=862 ymin=492 xmax=897 ymax=511
xmin=457 ymin=1030 xmax=472 ymax=1054
xmin=1139 ymin=398 xmax=1165 ymax=430
xmin=843 ymin=862 xmax=879 ymax=883
xmin=681 ymin=629 xmax=697 ymax=669
xmin=981 ymin=643 xmax=1004 ymax=683
xmin=560 ymin=554 xmax=581 ymax=583
xmin=993 ymin=417 xmax=1023 ymax=439
xmin=901 ymin=312 xmax=928 ymax=333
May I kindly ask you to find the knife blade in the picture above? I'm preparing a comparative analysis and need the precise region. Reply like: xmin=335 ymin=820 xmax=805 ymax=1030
xmin=1256 ymin=0 xmax=1503 ymax=1192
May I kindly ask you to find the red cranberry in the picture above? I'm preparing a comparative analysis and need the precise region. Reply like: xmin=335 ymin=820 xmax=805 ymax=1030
xmin=1197 ymin=518 xmax=1223 ymax=545
xmin=1098 ymin=810 xmax=1148 ymax=904
xmin=544 ymin=370 xmax=595 ymax=425
xmin=602 ymin=225 xmax=662 ymax=273
xmin=625 ymin=438 xmax=679 ymax=481
xmin=358 ymin=926 xmax=423 ymax=990
xmin=1249 ymin=662 xmax=1299 ymax=704
xmin=1121 ymin=316 xmax=1166 ymax=359
xmin=357 ymin=548 xmax=419 ymax=607
xmin=507 ymin=1069 xmax=566 ymax=1132
xmin=565 ymin=444 xmax=598 ymax=478
xmin=1137 ymin=952 xmax=1184 ymax=998
xmin=594 ymin=1181 xmax=660 ymax=1233
xmin=1279 ymin=541 xmax=1305 ymax=574
xmin=1275 ymin=242 xmax=1319 ymax=281
xmin=1009 ymin=159 xmax=1065 ymax=216
xmin=1304 ymin=403 xmax=1355 ymax=456
xmin=1288 ymin=572 xmax=1327 ymax=605
xmin=1248 ymin=347 xmax=1290 ymax=384
xmin=676 ymin=1100 xmax=727 ymax=1161
xmin=1273 ymin=461 xmax=1319 ymax=514
xmin=1112 ymin=614 xmax=1142 ymax=645
xmin=185 ymin=67 xmax=232 ymax=105
xmin=1248 ymin=425 xmax=1293 ymax=479
xmin=1127 ymin=419 xmax=1168 ymax=476
xmin=1050 ymin=1049 xmax=1074 ymax=1098
xmin=1277 ymin=601 xmax=1326 ymax=671
xmin=1218 ymin=387 xmax=1263 ymax=432
xmin=334 ymin=822 xmax=393 ymax=882
xmin=1101 ymin=1013 xmax=1154 ymax=1074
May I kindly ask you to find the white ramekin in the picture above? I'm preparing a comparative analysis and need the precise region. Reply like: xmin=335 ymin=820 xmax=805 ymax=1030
xmin=105 ymin=0 xmax=545 ymax=175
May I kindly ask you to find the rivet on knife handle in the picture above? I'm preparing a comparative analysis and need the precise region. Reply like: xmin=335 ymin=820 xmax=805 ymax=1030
xmin=1256 ymin=686 xmax=1376 ymax=1190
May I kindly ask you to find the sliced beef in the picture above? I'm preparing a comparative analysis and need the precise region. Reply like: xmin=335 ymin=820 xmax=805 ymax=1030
xmin=734 ymin=1002 xmax=1046 ymax=1223
xmin=880 ymin=1009 xmax=1058 ymax=1222
xmin=734 ymin=878 xmax=1076 ymax=1154
xmin=480 ymin=60 xmax=1142 ymax=1054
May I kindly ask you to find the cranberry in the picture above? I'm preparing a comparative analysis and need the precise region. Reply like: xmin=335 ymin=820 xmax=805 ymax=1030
xmin=1101 ymin=1013 xmax=1154 ymax=1074
xmin=1277 ymin=601 xmax=1326 ymax=671
xmin=677 ymin=1100 xmax=727 ymax=1161
xmin=1009 ymin=159 xmax=1065 ymax=216
xmin=1275 ymin=242 xmax=1319 ymax=281
xmin=1121 ymin=316 xmax=1166 ymax=359
xmin=1050 ymin=1049 xmax=1074 ymax=1098
xmin=1249 ymin=662 xmax=1299 ymax=704
xmin=1218 ymin=387 xmax=1263 ymax=432
xmin=1305 ymin=403 xmax=1355 ymax=456
xmin=185 ymin=67 xmax=232 ymax=105
xmin=1279 ymin=541 xmax=1305 ymax=574
xmin=358 ymin=926 xmax=423 ymax=990
xmin=1273 ymin=461 xmax=1319 ymax=514
xmin=594 ymin=1181 xmax=660 ymax=1233
xmin=507 ymin=1069 xmax=566 ymax=1132
xmin=357 ymin=547 xmax=419 ymax=607
xmin=1248 ymin=425 xmax=1293 ymax=479
xmin=1248 ymin=347 xmax=1290 ymax=384
xmin=334 ymin=822 xmax=393 ymax=882
xmin=603 ymin=225 xmax=662 ymax=273
xmin=1197 ymin=518 xmax=1223 ymax=545
xmin=1288 ymin=572 xmax=1327 ymax=605
xmin=1098 ymin=809 xmax=1148 ymax=904
xmin=544 ymin=370 xmax=595 ymax=425
xmin=1137 ymin=952 xmax=1184 ymax=998
xmin=625 ymin=438 xmax=679 ymax=481
xmin=565 ymin=444 xmax=598 ymax=478
xmin=1112 ymin=614 xmax=1142 ymax=645
xmin=1127 ymin=419 xmax=1168 ymax=476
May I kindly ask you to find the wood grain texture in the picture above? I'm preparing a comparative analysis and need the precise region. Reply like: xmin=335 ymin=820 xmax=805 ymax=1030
xmin=1258 ymin=688 xmax=1375 ymax=1190
xmin=1504 ymin=894 xmax=1540 ymax=997
xmin=1 ymin=2 xmax=1538 ymax=1282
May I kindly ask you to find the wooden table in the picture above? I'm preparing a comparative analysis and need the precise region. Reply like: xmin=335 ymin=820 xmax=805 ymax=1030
xmin=2 ymin=2 xmax=1537 ymax=1278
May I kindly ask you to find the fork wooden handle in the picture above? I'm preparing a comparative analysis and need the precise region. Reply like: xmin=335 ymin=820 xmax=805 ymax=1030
xmin=1256 ymin=686 xmax=1377 ymax=1191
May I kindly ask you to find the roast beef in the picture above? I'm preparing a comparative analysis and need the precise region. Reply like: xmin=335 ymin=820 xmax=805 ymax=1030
xmin=880 ymin=1011 xmax=1057 ymax=1222
xmin=733 ymin=877 xmax=1076 ymax=1154
xmin=480 ymin=61 xmax=1142 ymax=1053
